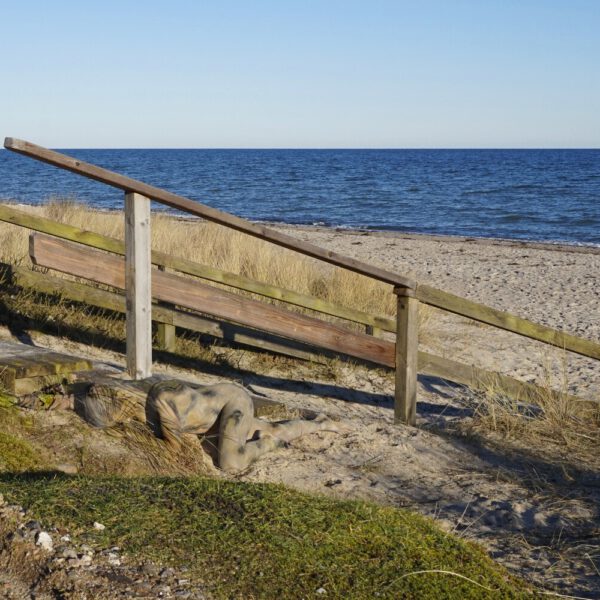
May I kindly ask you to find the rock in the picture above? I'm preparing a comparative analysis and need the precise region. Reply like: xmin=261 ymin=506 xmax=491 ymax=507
xmin=93 ymin=522 xmax=106 ymax=531
xmin=77 ymin=554 xmax=93 ymax=567
xmin=25 ymin=520 xmax=42 ymax=531
xmin=316 ymin=587 xmax=327 ymax=594
xmin=160 ymin=567 xmax=176 ymax=579
xmin=35 ymin=531 xmax=53 ymax=552
xmin=62 ymin=548 xmax=78 ymax=559
xmin=56 ymin=463 xmax=78 ymax=475
xmin=141 ymin=562 xmax=160 ymax=576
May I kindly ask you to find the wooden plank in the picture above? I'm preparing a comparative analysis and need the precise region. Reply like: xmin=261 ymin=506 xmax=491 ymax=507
xmin=0 ymin=204 xmax=396 ymax=332
xmin=10 ymin=266 xmax=332 ymax=364
xmin=417 ymin=351 xmax=584 ymax=405
xmin=416 ymin=284 xmax=600 ymax=361
xmin=394 ymin=289 xmax=418 ymax=425
xmin=30 ymin=235 xmax=396 ymax=367
xmin=124 ymin=193 xmax=152 ymax=379
xmin=4 ymin=138 xmax=416 ymax=290
xmin=0 ymin=354 xmax=91 ymax=380
xmin=0 ymin=340 xmax=92 ymax=395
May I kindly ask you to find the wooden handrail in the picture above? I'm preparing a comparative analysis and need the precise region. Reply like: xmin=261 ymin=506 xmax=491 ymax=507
xmin=2 ymin=203 xmax=598 ymax=360
xmin=416 ymin=284 xmax=600 ymax=361
xmin=3 ymin=138 xmax=416 ymax=290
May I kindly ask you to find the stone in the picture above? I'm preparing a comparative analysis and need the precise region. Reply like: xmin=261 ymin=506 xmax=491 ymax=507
xmin=25 ymin=520 xmax=42 ymax=531
xmin=35 ymin=531 xmax=53 ymax=552
xmin=62 ymin=548 xmax=78 ymax=559
xmin=93 ymin=522 xmax=106 ymax=531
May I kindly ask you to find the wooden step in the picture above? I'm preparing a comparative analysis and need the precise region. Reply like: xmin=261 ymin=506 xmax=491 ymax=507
xmin=0 ymin=340 xmax=93 ymax=396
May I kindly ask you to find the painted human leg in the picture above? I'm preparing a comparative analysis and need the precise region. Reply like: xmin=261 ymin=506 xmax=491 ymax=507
xmin=250 ymin=413 xmax=346 ymax=444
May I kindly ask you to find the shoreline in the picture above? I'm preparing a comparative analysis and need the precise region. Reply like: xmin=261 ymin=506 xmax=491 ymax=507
xmin=267 ymin=221 xmax=600 ymax=255
xmin=6 ymin=201 xmax=600 ymax=255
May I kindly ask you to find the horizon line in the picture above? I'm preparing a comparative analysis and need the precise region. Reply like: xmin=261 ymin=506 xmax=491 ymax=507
xmin=2 ymin=146 xmax=599 ymax=151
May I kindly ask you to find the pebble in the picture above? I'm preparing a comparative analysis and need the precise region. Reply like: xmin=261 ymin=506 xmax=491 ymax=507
xmin=62 ymin=548 xmax=78 ymax=559
xmin=25 ymin=520 xmax=41 ymax=531
xmin=0 ymin=500 xmax=210 ymax=598
xmin=35 ymin=531 xmax=53 ymax=552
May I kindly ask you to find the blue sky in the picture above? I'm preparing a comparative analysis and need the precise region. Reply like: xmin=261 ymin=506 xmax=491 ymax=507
xmin=1 ymin=1 xmax=598 ymax=148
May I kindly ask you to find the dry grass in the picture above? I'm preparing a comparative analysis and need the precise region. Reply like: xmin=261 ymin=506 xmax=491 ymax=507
xmin=0 ymin=199 xmax=396 ymax=315
xmin=468 ymin=352 xmax=600 ymax=466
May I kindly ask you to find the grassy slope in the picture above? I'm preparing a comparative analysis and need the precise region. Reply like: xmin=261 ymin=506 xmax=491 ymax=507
xmin=0 ymin=474 xmax=532 ymax=599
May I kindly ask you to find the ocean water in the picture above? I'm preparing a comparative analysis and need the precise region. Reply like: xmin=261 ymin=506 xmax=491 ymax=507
xmin=0 ymin=148 xmax=598 ymax=245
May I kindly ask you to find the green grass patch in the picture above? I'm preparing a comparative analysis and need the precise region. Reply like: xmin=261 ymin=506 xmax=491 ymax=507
xmin=0 ymin=432 xmax=40 ymax=472
xmin=0 ymin=474 xmax=532 ymax=599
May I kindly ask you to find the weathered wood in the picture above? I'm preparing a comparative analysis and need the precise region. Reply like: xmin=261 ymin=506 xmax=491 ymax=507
xmin=10 ymin=266 xmax=331 ymax=364
xmin=394 ymin=288 xmax=418 ymax=425
xmin=156 ymin=265 xmax=175 ymax=351
xmin=365 ymin=325 xmax=383 ymax=337
xmin=416 ymin=284 xmax=600 ymax=361
xmin=157 ymin=323 xmax=176 ymax=352
xmin=0 ymin=205 xmax=396 ymax=332
xmin=417 ymin=351 xmax=583 ymax=405
xmin=30 ymin=235 xmax=396 ymax=367
xmin=9 ymin=265 xmax=595 ymax=407
xmin=0 ymin=340 xmax=92 ymax=395
xmin=125 ymin=193 xmax=152 ymax=379
xmin=4 ymin=138 xmax=416 ymax=290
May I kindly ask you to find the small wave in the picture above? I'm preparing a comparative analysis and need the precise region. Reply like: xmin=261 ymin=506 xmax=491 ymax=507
xmin=571 ymin=218 xmax=599 ymax=226
xmin=510 ymin=184 xmax=540 ymax=190
xmin=462 ymin=184 xmax=542 ymax=196
xmin=499 ymin=214 xmax=525 ymax=223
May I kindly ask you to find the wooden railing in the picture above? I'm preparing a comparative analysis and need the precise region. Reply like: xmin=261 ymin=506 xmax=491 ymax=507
xmin=2 ymin=138 xmax=599 ymax=425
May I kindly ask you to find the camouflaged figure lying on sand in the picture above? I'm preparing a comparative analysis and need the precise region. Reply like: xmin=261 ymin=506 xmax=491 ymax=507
xmin=80 ymin=379 xmax=345 ymax=472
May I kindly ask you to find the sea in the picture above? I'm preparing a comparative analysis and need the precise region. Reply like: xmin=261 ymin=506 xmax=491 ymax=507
xmin=0 ymin=148 xmax=598 ymax=246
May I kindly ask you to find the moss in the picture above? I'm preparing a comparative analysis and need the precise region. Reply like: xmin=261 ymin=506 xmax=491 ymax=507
xmin=0 ymin=432 xmax=40 ymax=472
xmin=0 ymin=393 xmax=17 ymax=408
xmin=0 ymin=474 xmax=534 ymax=599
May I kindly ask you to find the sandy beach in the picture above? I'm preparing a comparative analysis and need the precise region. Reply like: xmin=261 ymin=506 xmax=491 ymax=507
xmin=0 ymin=222 xmax=598 ymax=595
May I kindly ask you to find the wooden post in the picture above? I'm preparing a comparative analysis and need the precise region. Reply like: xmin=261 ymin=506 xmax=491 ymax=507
xmin=156 ymin=266 xmax=176 ymax=352
xmin=394 ymin=286 xmax=418 ymax=425
xmin=125 ymin=192 xmax=152 ymax=379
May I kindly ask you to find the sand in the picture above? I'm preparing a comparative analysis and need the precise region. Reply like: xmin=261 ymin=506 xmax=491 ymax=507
xmin=2 ymin=227 xmax=599 ymax=596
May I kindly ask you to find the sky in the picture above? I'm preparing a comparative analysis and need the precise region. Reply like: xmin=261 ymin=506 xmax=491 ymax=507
xmin=1 ymin=1 xmax=599 ymax=148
